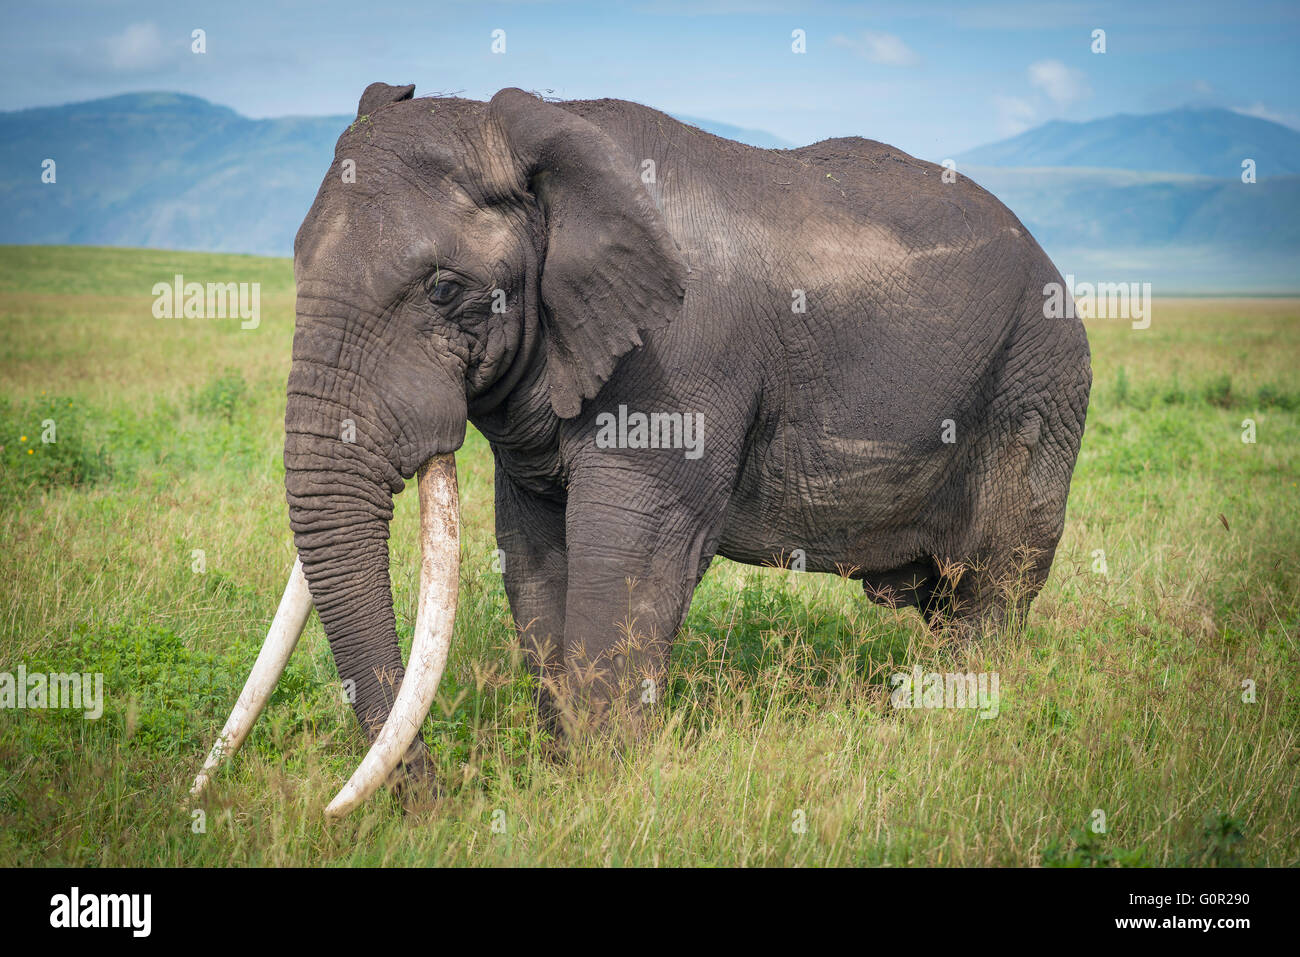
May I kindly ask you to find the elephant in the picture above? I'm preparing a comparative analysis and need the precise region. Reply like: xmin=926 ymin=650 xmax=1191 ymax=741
xmin=192 ymin=81 xmax=1091 ymax=817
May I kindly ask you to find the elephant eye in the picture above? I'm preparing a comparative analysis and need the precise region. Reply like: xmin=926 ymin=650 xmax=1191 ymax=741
xmin=425 ymin=276 xmax=462 ymax=306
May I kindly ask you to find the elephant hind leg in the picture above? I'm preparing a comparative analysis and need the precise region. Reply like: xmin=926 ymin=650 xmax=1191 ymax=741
xmin=855 ymin=553 xmax=1030 ymax=639
xmin=920 ymin=544 xmax=1051 ymax=641
xmin=858 ymin=557 xmax=942 ymax=614
xmin=928 ymin=408 xmax=1074 ymax=640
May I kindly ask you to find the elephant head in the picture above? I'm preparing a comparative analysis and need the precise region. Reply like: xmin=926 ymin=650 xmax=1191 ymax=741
xmin=192 ymin=83 xmax=685 ymax=816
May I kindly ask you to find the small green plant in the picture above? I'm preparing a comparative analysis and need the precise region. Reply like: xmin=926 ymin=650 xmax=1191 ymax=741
xmin=191 ymin=369 xmax=248 ymax=423
xmin=1199 ymin=811 xmax=1246 ymax=866
xmin=1042 ymin=826 xmax=1146 ymax=867
xmin=1255 ymin=383 xmax=1298 ymax=410
xmin=1203 ymin=373 xmax=1233 ymax=408
xmin=1114 ymin=365 xmax=1130 ymax=407
xmin=0 ymin=395 xmax=111 ymax=493
xmin=1028 ymin=697 xmax=1073 ymax=734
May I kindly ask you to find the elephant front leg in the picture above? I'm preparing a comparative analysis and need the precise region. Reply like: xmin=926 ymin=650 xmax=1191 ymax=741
xmin=559 ymin=491 xmax=720 ymax=743
xmin=495 ymin=475 xmax=569 ymax=740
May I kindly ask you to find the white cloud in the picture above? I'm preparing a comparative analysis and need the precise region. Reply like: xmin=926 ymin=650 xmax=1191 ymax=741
xmin=994 ymin=95 xmax=1037 ymax=136
xmin=1027 ymin=59 xmax=1090 ymax=107
xmin=1233 ymin=102 xmax=1300 ymax=131
xmin=986 ymin=61 xmax=1089 ymax=140
xmin=105 ymin=22 xmax=169 ymax=72
xmin=832 ymin=31 xmax=920 ymax=67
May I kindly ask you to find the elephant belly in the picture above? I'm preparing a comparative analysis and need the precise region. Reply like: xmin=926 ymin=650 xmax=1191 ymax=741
xmin=716 ymin=421 xmax=953 ymax=575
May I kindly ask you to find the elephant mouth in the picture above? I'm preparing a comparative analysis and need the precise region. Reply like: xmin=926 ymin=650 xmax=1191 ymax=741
xmin=189 ymin=453 xmax=460 ymax=818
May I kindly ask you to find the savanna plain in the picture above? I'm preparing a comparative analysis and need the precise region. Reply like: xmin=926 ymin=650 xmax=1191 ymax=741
xmin=0 ymin=245 xmax=1297 ymax=866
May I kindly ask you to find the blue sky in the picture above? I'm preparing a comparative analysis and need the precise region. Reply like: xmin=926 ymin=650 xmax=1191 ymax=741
xmin=4 ymin=0 xmax=1298 ymax=157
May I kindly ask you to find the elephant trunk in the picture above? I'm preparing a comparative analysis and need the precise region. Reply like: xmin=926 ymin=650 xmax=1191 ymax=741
xmin=282 ymin=380 xmax=462 ymax=817
xmin=284 ymin=407 xmax=407 ymax=738
xmin=323 ymin=454 xmax=458 ymax=817
xmin=192 ymin=349 xmax=463 ymax=817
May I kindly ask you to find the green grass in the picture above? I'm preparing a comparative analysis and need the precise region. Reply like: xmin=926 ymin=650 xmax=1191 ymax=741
xmin=1 ymin=245 xmax=1297 ymax=866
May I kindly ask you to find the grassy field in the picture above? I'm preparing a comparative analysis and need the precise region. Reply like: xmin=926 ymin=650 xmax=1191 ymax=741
xmin=0 ymin=244 xmax=1297 ymax=866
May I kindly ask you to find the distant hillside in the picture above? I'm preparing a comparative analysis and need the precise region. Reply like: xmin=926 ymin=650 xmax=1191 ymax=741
xmin=0 ymin=92 xmax=789 ymax=257
xmin=958 ymin=167 xmax=1298 ymax=293
xmin=956 ymin=107 xmax=1300 ymax=177
xmin=0 ymin=92 xmax=349 ymax=256
xmin=964 ymin=166 xmax=1300 ymax=248
xmin=951 ymin=107 xmax=1300 ymax=292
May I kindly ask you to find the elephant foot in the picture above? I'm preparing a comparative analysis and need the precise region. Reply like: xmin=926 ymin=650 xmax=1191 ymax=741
xmin=387 ymin=740 xmax=444 ymax=812
xmin=929 ymin=614 xmax=987 ymax=646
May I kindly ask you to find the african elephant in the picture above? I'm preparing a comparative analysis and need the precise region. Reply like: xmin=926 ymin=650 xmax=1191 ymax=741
xmin=192 ymin=82 xmax=1091 ymax=817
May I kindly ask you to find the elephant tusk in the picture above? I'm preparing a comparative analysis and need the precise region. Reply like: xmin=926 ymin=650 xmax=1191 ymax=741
xmin=190 ymin=556 xmax=313 ymax=799
xmin=325 ymin=453 xmax=460 ymax=819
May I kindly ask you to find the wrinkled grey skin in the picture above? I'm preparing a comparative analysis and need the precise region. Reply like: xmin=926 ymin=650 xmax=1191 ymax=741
xmin=286 ymin=82 xmax=1090 ymax=774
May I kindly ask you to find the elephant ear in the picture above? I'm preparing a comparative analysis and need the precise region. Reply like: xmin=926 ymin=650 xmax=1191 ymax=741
xmin=488 ymin=88 xmax=687 ymax=419
xmin=357 ymin=82 xmax=415 ymax=117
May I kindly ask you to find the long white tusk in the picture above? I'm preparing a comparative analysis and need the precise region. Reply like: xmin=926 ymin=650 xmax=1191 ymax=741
xmin=324 ymin=453 xmax=460 ymax=819
xmin=190 ymin=556 xmax=313 ymax=799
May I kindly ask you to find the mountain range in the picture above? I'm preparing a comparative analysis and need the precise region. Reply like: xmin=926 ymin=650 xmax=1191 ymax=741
xmin=954 ymin=109 xmax=1300 ymax=292
xmin=1 ymin=94 xmax=1295 ymax=292
xmin=956 ymin=108 xmax=1300 ymax=177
